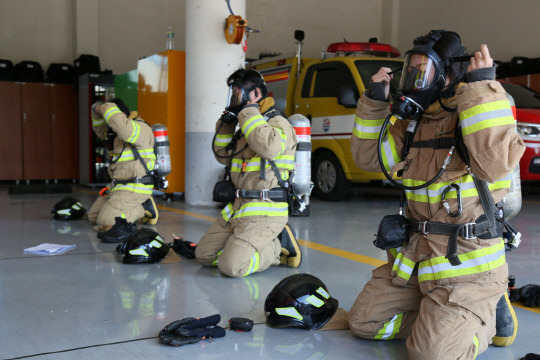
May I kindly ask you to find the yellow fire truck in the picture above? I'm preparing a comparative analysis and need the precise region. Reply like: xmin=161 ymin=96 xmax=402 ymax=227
xmin=248 ymin=33 xmax=404 ymax=201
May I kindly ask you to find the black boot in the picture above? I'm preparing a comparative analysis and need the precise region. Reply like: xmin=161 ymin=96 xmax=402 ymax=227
xmin=97 ymin=217 xmax=137 ymax=243
xmin=492 ymin=292 xmax=518 ymax=347
xmin=278 ymin=224 xmax=302 ymax=268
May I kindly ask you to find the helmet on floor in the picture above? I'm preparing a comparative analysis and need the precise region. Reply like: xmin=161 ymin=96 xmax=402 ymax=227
xmin=51 ymin=197 xmax=87 ymax=220
xmin=117 ymin=228 xmax=170 ymax=264
xmin=265 ymin=273 xmax=338 ymax=330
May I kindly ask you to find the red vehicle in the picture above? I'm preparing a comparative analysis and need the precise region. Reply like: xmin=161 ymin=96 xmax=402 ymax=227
xmin=498 ymin=80 xmax=540 ymax=181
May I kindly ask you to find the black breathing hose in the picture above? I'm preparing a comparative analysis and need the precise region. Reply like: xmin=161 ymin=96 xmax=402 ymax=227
xmin=211 ymin=120 xmax=247 ymax=159
xmin=377 ymin=114 xmax=454 ymax=191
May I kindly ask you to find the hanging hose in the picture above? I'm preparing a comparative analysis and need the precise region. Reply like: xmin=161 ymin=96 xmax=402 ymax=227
xmin=377 ymin=114 xmax=454 ymax=191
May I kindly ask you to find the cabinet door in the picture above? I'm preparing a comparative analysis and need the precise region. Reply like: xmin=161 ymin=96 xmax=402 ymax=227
xmin=50 ymin=84 xmax=78 ymax=179
xmin=21 ymin=82 xmax=52 ymax=179
xmin=0 ymin=81 xmax=23 ymax=180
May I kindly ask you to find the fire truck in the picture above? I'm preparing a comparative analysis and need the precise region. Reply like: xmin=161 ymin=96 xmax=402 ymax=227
xmin=248 ymin=32 xmax=404 ymax=201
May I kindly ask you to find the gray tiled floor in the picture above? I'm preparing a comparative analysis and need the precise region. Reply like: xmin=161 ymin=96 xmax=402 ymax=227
xmin=1 ymin=183 xmax=539 ymax=359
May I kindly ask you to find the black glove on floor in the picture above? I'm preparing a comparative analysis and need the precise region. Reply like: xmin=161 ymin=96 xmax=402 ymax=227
xmin=510 ymin=284 xmax=540 ymax=307
xmin=159 ymin=314 xmax=226 ymax=346
xmin=169 ymin=237 xmax=197 ymax=259
xmin=521 ymin=354 xmax=540 ymax=360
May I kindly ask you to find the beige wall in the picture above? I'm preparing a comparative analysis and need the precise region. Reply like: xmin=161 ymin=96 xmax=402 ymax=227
xmin=1 ymin=0 xmax=540 ymax=74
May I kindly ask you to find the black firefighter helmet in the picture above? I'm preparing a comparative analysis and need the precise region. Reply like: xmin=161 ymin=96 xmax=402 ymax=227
xmin=51 ymin=197 xmax=87 ymax=220
xmin=116 ymin=228 xmax=170 ymax=264
xmin=265 ymin=273 xmax=338 ymax=330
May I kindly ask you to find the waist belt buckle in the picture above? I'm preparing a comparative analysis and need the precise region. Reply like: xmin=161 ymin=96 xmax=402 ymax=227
xmin=110 ymin=180 xmax=116 ymax=187
xmin=417 ymin=221 xmax=428 ymax=234
xmin=260 ymin=189 xmax=270 ymax=200
xmin=235 ymin=189 xmax=242 ymax=198
xmin=133 ymin=177 xmax=142 ymax=184
xmin=463 ymin=223 xmax=477 ymax=240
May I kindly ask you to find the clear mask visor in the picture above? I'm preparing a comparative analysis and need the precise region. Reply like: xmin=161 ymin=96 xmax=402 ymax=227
xmin=227 ymin=85 xmax=248 ymax=109
xmin=399 ymin=53 xmax=439 ymax=92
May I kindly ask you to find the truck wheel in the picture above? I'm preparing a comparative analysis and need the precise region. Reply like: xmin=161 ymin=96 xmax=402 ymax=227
xmin=312 ymin=151 xmax=350 ymax=201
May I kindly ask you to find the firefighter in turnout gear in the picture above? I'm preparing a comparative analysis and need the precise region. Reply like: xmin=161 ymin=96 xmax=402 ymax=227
xmin=348 ymin=30 xmax=525 ymax=359
xmin=195 ymin=69 xmax=300 ymax=277
xmin=87 ymin=98 xmax=159 ymax=242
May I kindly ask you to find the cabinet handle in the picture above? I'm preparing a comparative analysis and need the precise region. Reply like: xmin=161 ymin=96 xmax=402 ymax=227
xmin=51 ymin=114 xmax=55 ymax=123
xmin=23 ymin=113 xmax=27 ymax=122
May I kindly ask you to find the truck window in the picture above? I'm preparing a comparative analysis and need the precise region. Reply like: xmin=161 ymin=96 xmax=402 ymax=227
xmin=355 ymin=60 xmax=402 ymax=98
xmin=301 ymin=62 xmax=357 ymax=98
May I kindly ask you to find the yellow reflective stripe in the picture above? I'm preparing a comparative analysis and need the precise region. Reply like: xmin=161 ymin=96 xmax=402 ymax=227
xmin=388 ymin=247 xmax=399 ymax=258
xmin=418 ymin=241 xmax=505 ymax=282
xmin=459 ymin=100 xmax=515 ymax=136
xmin=275 ymin=307 xmax=303 ymax=320
xmin=231 ymin=156 xmax=294 ymax=173
xmin=380 ymin=130 xmax=400 ymax=172
xmin=212 ymin=250 xmax=222 ymax=266
xmin=473 ymin=335 xmax=479 ymax=359
xmin=104 ymin=107 xmax=122 ymax=123
xmin=374 ymin=313 xmax=403 ymax=340
xmin=115 ymin=149 xmax=135 ymax=162
xmin=316 ymin=287 xmax=330 ymax=299
xmin=149 ymin=239 xmax=163 ymax=248
xmin=392 ymin=252 xmax=415 ymax=282
xmin=241 ymin=114 xmax=266 ymax=139
xmin=129 ymin=248 xmax=149 ymax=256
xmin=110 ymin=183 xmax=154 ymax=194
xmin=244 ymin=252 xmax=260 ymax=276
xmin=272 ymin=127 xmax=286 ymax=153
xmin=214 ymin=134 xmax=233 ymax=147
xmin=353 ymin=116 xmax=384 ymax=139
xmin=221 ymin=203 xmax=234 ymax=222
xmin=92 ymin=118 xmax=105 ymax=126
xmin=306 ymin=295 xmax=324 ymax=307
xmin=232 ymin=202 xmax=288 ymax=218
xmin=404 ymin=173 xmax=511 ymax=204
xmin=127 ymin=121 xmax=141 ymax=143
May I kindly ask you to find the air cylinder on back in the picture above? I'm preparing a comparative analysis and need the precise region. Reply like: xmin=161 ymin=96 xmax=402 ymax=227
xmin=152 ymin=123 xmax=171 ymax=177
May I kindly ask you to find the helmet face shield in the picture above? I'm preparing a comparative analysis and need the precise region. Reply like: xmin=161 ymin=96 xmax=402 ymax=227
xmin=226 ymin=85 xmax=249 ymax=110
xmin=399 ymin=52 xmax=441 ymax=92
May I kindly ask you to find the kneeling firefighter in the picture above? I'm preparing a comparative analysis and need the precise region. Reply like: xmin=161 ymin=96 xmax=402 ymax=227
xmin=87 ymin=98 xmax=160 ymax=243
xmin=348 ymin=30 xmax=525 ymax=359
xmin=195 ymin=69 xmax=301 ymax=277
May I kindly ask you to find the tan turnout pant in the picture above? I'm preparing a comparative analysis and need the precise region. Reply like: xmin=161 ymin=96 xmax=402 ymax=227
xmin=87 ymin=190 xmax=150 ymax=227
xmin=195 ymin=216 xmax=285 ymax=277
xmin=348 ymin=262 xmax=508 ymax=360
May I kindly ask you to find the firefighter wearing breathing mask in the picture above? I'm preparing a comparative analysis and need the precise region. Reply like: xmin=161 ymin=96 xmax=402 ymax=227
xmin=348 ymin=30 xmax=525 ymax=359
xmin=88 ymin=98 xmax=159 ymax=243
xmin=194 ymin=69 xmax=300 ymax=277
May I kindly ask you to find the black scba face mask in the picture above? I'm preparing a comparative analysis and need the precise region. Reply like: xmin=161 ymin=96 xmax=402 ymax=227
xmin=226 ymin=83 xmax=254 ymax=115
xmin=391 ymin=30 xmax=465 ymax=120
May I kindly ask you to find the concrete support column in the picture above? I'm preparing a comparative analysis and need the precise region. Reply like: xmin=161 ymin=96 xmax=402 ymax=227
xmin=185 ymin=0 xmax=246 ymax=206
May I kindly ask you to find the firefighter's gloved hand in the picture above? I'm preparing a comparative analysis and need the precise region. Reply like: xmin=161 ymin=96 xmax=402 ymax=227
xmin=513 ymin=284 xmax=540 ymax=307
xmin=220 ymin=110 xmax=238 ymax=126
xmin=366 ymin=81 xmax=387 ymax=101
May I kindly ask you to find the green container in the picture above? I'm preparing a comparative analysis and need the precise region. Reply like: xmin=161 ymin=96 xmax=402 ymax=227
xmin=114 ymin=69 xmax=138 ymax=111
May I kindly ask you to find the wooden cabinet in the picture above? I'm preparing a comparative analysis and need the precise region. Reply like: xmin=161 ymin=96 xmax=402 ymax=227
xmin=501 ymin=73 xmax=540 ymax=93
xmin=0 ymin=81 xmax=78 ymax=181
xmin=50 ymin=84 xmax=78 ymax=179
